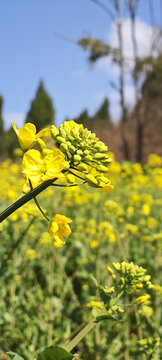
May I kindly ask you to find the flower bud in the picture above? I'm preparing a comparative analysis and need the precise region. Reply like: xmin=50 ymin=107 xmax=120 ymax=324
xmin=94 ymin=153 xmax=108 ymax=160
xmin=69 ymin=144 xmax=76 ymax=154
xmin=57 ymin=136 xmax=66 ymax=143
xmin=84 ymin=149 xmax=90 ymax=155
xmin=77 ymin=149 xmax=83 ymax=156
xmin=59 ymin=128 xmax=67 ymax=138
xmin=60 ymin=143 xmax=68 ymax=153
xmin=84 ymin=155 xmax=93 ymax=162
xmin=86 ymin=174 xmax=98 ymax=185
xmin=73 ymin=154 xmax=82 ymax=162
xmin=77 ymin=163 xmax=88 ymax=172
xmin=97 ymin=165 xmax=108 ymax=173
xmin=50 ymin=125 xmax=59 ymax=140
xmin=107 ymin=266 xmax=114 ymax=275
xmin=63 ymin=161 xmax=70 ymax=170
xmin=66 ymin=174 xmax=76 ymax=184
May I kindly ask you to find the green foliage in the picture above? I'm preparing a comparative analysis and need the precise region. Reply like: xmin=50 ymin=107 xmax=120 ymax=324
xmin=93 ymin=97 xmax=112 ymax=128
xmin=77 ymin=37 xmax=117 ymax=63
xmin=25 ymin=81 xmax=55 ymax=131
xmin=37 ymin=346 xmax=73 ymax=360
xmin=0 ymin=158 xmax=162 ymax=359
xmin=8 ymin=352 xmax=24 ymax=360
xmin=73 ymin=109 xmax=90 ymax=127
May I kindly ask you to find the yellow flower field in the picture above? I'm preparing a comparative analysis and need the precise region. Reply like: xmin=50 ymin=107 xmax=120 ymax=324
xmin=0 ymin=124 xmax=162 ymax=359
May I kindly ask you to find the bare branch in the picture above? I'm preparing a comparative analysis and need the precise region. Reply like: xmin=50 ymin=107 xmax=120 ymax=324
xmin=90 ymin=0 xmax=115 ymax=21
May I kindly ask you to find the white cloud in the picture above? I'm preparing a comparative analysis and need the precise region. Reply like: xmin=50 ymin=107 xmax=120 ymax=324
xmin=98 ymin=18 xmax=157 ymax=74
xmin=109 ymin=18 xmax=156 ymax=58
xmin=3 ymin=112 xmax=26 ymax=130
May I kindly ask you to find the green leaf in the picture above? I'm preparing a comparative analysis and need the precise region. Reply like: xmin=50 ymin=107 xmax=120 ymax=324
xmin=37 ymin=345 xmax=74 ymax=360
xmin=7 ymin=352 xmax=24 ymax=360
xmin=95 ymin=315 xmax=123 ymax=323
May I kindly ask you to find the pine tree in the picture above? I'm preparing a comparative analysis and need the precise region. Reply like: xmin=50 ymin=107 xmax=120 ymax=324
xmin=93 ymin=97 xmax=112 ymax=128
xmin=74 ymin=109 xmax=90 ymax=127
xmin=25 ymin=81 xmax=55 ymax=131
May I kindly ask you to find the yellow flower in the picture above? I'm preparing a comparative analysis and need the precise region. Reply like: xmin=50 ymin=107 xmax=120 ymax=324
xmin=22 ymin=148 xmax=68 ymax=190
xmin=87 ymin=300 xmax=104 ymax=310
xmin=49 ymin=214 xmax=72 ymax=247
xmin=142 ymin=203 xmax=151 ymax=216
xmin=13 ymin=122 xmax=50 ymax=150
xmin=135 ymin=294 xmax=150 ymax=304
xmin=25 ymin=249 xmax=36 ymax=261
xmin=42 ymin=148 xmax=69 ymax=181
xmin=22 ymin=149 xmax=43 ymax=188
xmin=147 ymin=217 xmax=157 ymax=229
xmin=90 ymin=240 xmax=99 ymax=249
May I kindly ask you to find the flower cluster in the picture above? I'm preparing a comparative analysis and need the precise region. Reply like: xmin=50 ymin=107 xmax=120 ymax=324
xmin=12 ymin=120 xmax=114 ymax=246
xmin=138 ymin=337 xmax=160 ymax=356
xmin=51 ymin=121 xmax=113 ymax=191
xmin=107 ymin=262 xmax=154 ymax=294
xmin=13 ymin=121 xmax=113 ymax=192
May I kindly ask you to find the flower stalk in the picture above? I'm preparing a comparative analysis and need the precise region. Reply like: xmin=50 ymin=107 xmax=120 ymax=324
xmin=0 ymin=178 xmax=55 ymax=223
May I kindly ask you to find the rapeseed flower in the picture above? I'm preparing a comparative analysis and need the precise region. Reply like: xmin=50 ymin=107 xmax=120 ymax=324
xmin=13 ymin=122 xmax=50 ymax=150
xmin=22 ymin=148 xmax=68 ymax=190
xmin=49 ymin=214 xmax=72 ymax=247
xmin=25 ymin=249 xmax=36 ymax=261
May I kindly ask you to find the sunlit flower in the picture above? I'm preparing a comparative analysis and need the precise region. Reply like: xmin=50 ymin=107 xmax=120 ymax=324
xmin=13 ymin=122 xmax=50 ymax=150
xmin=49 ymin=214 xmax=72 ymax=247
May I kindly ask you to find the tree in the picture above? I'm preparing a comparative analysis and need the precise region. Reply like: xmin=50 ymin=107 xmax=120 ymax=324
xmin=73 ymin=109 xmax=90 ymax=128
xmin=25 ymin=80 xmax=55 ymax=131
xmin=93 ymin=97 xmax=112 ymax=127
xmin=77 ymin=0 xmax=130 ymax=160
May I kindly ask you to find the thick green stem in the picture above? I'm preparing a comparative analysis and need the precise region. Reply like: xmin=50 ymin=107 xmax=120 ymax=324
xmin=0 ymin=178 xmax=55 ymax=223
xmin=64 ymin=320 xmax=95 ymax=353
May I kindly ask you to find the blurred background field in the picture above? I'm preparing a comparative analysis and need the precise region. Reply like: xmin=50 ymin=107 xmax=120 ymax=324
xmin=0 ymin=155 xmax=162 ymax=359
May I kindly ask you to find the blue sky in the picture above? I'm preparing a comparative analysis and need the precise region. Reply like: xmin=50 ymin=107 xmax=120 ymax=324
xmin=0 ymin=0 xmax=161 ymax=129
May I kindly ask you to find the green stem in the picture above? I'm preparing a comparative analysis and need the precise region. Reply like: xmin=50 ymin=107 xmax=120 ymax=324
xmin=0 ymin=217 xmax=35 ymax=275
xmin=29 ymin=179 xmax=50 ymax=221
xmin=64 ymin=320 xmax=95 ymax=353
xmin=0 ymin=178 xmax=56 ymax=223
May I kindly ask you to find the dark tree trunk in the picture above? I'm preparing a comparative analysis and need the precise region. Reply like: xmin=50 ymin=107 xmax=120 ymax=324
xmin=136 ymin=123 xmax=144 ymax=162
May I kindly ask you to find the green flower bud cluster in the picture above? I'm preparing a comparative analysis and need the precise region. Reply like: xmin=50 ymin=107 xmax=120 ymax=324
xmin=107 ymin=262 xmax=154 ymax=293
xmin=107 ymin=304 xmax=124 ymax=317
xmin=138 ymin=337 xmax=160 ymax=355
xmin=51 ymin=121 xmax=112 ymax=173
